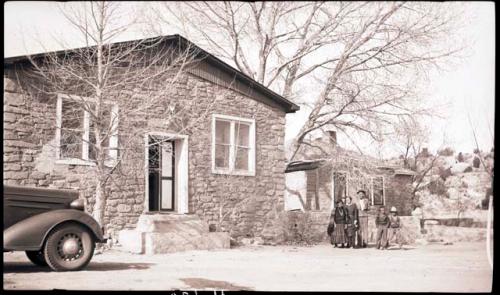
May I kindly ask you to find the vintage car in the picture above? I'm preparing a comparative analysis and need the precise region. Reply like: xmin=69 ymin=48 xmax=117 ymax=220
xmin=3 ymin=185 xmax=107 ymax=271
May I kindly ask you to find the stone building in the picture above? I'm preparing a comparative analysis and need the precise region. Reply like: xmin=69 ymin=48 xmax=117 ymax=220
xmin=3 ymin=35 xmax=299 ymax=252
xmin=284 ymin=130 xmax=416 ymax=243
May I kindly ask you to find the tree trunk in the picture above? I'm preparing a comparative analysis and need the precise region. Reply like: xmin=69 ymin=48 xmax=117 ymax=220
xmin=93 ymin=178 xmax=106 ymax=227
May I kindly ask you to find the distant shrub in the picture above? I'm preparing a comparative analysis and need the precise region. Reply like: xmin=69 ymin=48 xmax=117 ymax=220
xmin=419 ymin=148 xmax=432 ymax=158
xmin=472 ymin=156 xmax=481 ymax=168
xmin=438 ymin=147 xmax=455 ymax=156
xmin=438 ymin=167 xmax=452 ymax=181
xmin=463 ymin=166 xmax=473 ymax=173
xmin=457 ymin=152 xmax=464 ymax=162
xmin=428 ymin=178 xmax=447 ymax=196
xmin=473 ymin=148 xmax=481 ymax=154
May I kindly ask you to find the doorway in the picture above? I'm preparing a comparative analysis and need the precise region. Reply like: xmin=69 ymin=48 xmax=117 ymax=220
xmin=148 ymin=136 xmax=175 ymax=211
xmin=145 ymin=133 xmax=189 ymax=214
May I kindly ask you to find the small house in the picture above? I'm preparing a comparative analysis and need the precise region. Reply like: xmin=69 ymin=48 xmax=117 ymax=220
xmin=3 ymin=35 xmax=299 ymax=252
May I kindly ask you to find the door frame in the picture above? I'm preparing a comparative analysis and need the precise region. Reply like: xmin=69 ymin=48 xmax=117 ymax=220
xmin=144 ymin=132 xmax=189 ymax=214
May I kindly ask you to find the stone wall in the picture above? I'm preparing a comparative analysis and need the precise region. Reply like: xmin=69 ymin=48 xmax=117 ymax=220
xmin=384 ymin=174 xmax=414 ymax=216
xmin=278 ymin=210 xmax=422 ymax=245
xmin=3 ymin=74 xmax=146 ymax=239
xmin=3 ymin=66 xmax=287 ymax=243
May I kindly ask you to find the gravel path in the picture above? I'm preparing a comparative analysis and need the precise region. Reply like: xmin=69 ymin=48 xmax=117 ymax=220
xmin=3 ymin=242 xmax=492 ymax=291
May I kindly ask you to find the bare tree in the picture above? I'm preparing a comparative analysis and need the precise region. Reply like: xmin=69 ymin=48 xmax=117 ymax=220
xmin=147 ymin=1 xmax=465 ymax=161
xmin=12 ymin=1 xmax=222 ymax=230
xmin=392 ymin=116 xmax=429 ymax=170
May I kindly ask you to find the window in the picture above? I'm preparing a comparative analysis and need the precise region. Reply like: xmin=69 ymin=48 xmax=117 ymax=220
xmin=212 ymin=114 xmax=255 ymax=176
xmin=332 ymin=171 xmax=348 ymax=209
xmin=56 ymin=94 xmax=119 ymax=166
xmin=371 ymin=176 xmax=385 ymax=205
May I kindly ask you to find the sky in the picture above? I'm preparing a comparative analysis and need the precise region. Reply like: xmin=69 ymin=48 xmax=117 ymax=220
xmin=4 ymin=1 xmax=495 ymax=158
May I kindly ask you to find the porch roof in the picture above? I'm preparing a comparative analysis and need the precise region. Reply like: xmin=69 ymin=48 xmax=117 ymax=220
xmin=285 ymin=159 xmax=326 ymax=173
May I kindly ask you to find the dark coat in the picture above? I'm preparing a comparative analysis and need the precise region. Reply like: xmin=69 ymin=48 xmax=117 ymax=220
xmin=345 ymin=203 xmax=359 ymax=225
xmin=333 ymin=207 xmax=348 ymax=224
xmin=375 ymin=213 xmax=390 ymax=227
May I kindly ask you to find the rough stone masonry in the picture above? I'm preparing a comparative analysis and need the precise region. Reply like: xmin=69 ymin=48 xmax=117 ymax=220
xmin=3 ymin=62 xmax=288 ymax=245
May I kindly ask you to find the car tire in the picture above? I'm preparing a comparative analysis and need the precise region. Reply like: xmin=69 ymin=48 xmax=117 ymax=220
xmin=25 ymin=250 xmax=48 ymax=266
xmin=43 ymin=223 xmax=95 ymax=271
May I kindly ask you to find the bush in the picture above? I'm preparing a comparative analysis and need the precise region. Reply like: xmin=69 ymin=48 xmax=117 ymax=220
xmin=428 ymin=178 xmax=447 ymax=196
xmin=419 ymin=148 xmax=432 ymax=158
xmin=473 ymin=148 xmax=481 ymax=154
xmin=463 ymin=166 xmax=473 ymax=173
xmin=472 ymin=156 xmax=481 ymax=168
xmin=457 ymin=152 xmax=464 ymax=162
xmin=438 ymin=167 xmax=452 ymax=181
xmin=438 ymin=147 xmax=455 ymax=156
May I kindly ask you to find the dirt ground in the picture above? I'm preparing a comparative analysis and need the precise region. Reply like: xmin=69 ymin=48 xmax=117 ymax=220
xmin=3 ymin=242 xmax=492 ymax=292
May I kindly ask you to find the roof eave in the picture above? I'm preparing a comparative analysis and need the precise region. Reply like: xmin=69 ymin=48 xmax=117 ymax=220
xmin=4 ymin=34 xmax=300 ymax=114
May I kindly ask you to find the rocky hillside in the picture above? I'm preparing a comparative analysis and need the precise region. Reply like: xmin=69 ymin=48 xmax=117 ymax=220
xmin=415 ymin=150 xmax=493 ymax=220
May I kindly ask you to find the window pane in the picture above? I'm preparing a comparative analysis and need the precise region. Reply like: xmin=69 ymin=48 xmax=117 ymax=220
xmin=60 ymin=129 xmax=82 ymax=159
xmin=333 ymin=172 xmax=347 ymax=206
xmin=89 ymin=129 xmax=97 ymax=161
xmin=235 ymin=147 xmax=249 ymax=170
xmin=161 ymin=179 xmax=173 ymax=210
xmin=215 ymin=144 xmax=230 ymax=168
xmin=161 ymin=142 xmax=173 ymax=177
xmin=373 ymin=177 xmax=384 ymax=205
xmin=60 ymin=99 xmax=84 ymax=159
xmin=88 ymin=104 xmax=112 ymax=161
xmin=215 ymin=120 xmax=231 ymax=144
xmin=235 ymin=122 xmax=250 ymax=147
xmin=61 ymin=100 xmax=83 ymax=130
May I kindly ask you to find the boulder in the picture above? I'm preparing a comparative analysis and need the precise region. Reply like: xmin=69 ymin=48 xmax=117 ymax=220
xmin=450 ymin=162 xmax=473 ymax=174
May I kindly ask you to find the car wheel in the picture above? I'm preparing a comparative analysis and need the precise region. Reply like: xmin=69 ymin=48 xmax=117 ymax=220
xmin=43 ymin=223 xmax=95 ymax=271
xmin=25 ymin=250 xmax=48 ymax=266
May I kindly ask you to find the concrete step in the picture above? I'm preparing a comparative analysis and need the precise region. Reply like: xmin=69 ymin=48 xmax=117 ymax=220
xmin=136 ymin=213 xmax=209 ymax=233
xmin=117 ymin=213 xmax=230 ymax=254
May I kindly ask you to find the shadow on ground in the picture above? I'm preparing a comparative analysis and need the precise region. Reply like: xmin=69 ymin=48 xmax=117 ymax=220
xmin=180 ymin=277 xmax=254 ymax=291
xmin=3 ymin=262 xmax=153 ymax=273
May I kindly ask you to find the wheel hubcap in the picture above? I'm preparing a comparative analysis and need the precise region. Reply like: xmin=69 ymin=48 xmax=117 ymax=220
xmin=57 ymin=233 xmax=83 ymax=261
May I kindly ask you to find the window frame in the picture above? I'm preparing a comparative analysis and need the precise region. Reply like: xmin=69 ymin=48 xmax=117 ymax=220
xmin=331 ymin=170 xmax=349 ymax=209
xmin=211 ymin=114 xmax=256 ymax=176
xmin=370 ymin=175 xmax=385 ymax=206
xmin=55 ymin=93 xmax=119 ymax=166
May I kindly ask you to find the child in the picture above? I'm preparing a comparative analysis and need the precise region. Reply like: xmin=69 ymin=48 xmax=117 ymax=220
xmin=375 ymin=206 xmax=390 ymax=250
xmin=387 ymin=206 xmax=403 ymax=249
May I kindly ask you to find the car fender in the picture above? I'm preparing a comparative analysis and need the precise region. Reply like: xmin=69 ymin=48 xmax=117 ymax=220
xmin=3 ymin=209 xmax=105 ymax=251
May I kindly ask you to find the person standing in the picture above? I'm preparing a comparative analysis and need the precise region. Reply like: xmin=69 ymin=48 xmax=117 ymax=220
xmin=344 ymin=196 xmax=359 ymax=248
xmin=387 ymin=206 xmax=403 ymax=249
xmin=357 ymin=190 xmax=369 ymax=248
xmin=331 ymin=200 xmax=348 ymax=248
xmin=375 ymin=206 xmax=390 ymax=250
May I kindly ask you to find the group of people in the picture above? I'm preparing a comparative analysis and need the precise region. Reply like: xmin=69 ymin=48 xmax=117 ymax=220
xmin=327 ymin=190 xmax=403 ymax=250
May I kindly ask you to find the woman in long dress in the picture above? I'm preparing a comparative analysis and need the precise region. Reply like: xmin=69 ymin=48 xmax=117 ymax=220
xmin=331 ymin=200 xmax=348 ymax=247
